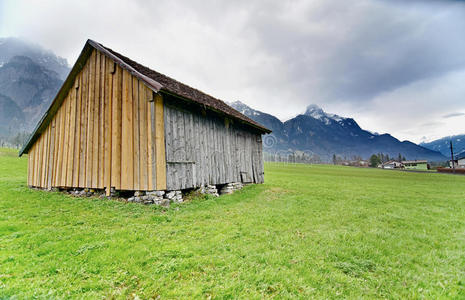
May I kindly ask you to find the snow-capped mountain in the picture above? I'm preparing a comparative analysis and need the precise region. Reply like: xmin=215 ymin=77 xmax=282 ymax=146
xmin=420 ymin=134 xmax=465 ymax=158
xmin=304 ymin=104 xmax=343 ymax=124
xmin=230 ymin=101 xmax=446 ymax=162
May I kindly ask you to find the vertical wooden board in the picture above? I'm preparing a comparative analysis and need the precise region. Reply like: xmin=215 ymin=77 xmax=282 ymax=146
xmin=32 ymin=144 xmax=37 ymax=186
xmin=62 ymin=94 xmax=71 ymax=186
xmin=40 ymin=130 xmax=46 ymax=188
xmin=44 ymin=126 xmax=51 ymax=188
xmin=33 ymin=145 xmax=38 ymax=186
xmin=28 ymin=148 xmax=33 ymax=186
xmin=111 ymin=65 xmax=122 ymax=190
xmin=98 ymin=52 xmax=105 ymax=188
xmin=33 ymin=142 xmax=38 ymax=186
xmin=35 ymin=141 xmax=41 ymax=187
xmin=150 ymin=100 xmax=157 ymax=189
xmin=167 ymin=107 xmax=178 ymax=189
xmin=52 ymin=110 xmax=59 ymax=186
xmin=38 ymin=137 xmax=43 ymax=187
xmin=33 ymin=144 xmax=38 ymax=186
xmin=66 ymin=87 xmax=76 ymax=187
xmin=204 ymin=117 xmax=210 ymax=183
xmin=59 ymin=98 xmax=67 ymax=187
xmin=184 ymin=111 xmax=193 ymax=188
xmin=36 ymin=140 xmax=41 ymax=187
xmin=36 ymin=138 xmax=42 ymax=187
xmin=85 ymin=51 xmax=95 ymax=188
xmin=192 ymin=114 xmax=200 ymax=186
xmin=48 ymin=125 xmax=54 ymax=188
xmin=104 ymin=56 xmax=113 ymax=194
xmin=55 ymin=107 xmax=64 ymax=186
xmin=212 ymin=119 xmax=217 ymax=184
xmin=91 ymin=51 xmax=100 ymax=188
xmin=79 ymin=63 xmax=89 ymax=187
xmin=200 ymin=114 xmax=207 ymax=185
xmin=233 ymin=129 xmax=239 ymax=182
xmin=147 ymin=92 xmax=153 ymax=190
xmin=61 ymin=95 xmax=69 ymax=187
xmin=41 ymin=131 xmax=48 ymax=187
xmin=217 ymin=121 xmax=223 ymax=184
xmin=219 ymin=121 xmax=226 ymax=183
xmin=121 ymin=69 xmax=134 ymax=190
xmin=51 ymin=118 xmax=58 ymax=186
xmin=191 ymin=113 xmax=198 ymax=186
xmin=212 ymin=119 xmax=218 ymax=184
xmin=163 ymin=104 xmax=171 ymax=189
xmin=32 ymin=145 xmax=37 ymax=187
xmin=183 ymin=111 xmax=192 ymax=188
xmin=66 ymin=86 xmax=76 ymax=187
xmin=42 ymin=132 xmax=48 ymax=187
xmin=138 ymin=82 xmax=147 ymax=190
xmin=224 ymin=123 xmax=231 ymax=183
xmin=154 ymin=94 xmax=166 ymax=190
xmin=47 ymin=120 xmax=55 ymax=189
xmin=132 ymin=77 xmax=140 ymax=191
xmin=73 ymin=75 xmax=82 ymax=187
xmin=163 ymin=104 xmax=172 ymax=162
xmin=177 ymin=109 xmax=186 ymax=189
xmin=218 ymin=120 xmax=223 ymax=183
xmin=35 ymin=138 xmax=41 ymax=187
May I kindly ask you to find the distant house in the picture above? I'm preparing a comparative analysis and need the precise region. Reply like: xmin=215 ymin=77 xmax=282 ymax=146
xmin=402 ymin=160 xmax=429 ymax=170
xmin=380 ymin=161 xmax=403 ymax=169
xmin=450 ymin=151 xmax=465 ymax=168
xmin=347 ymin=160 xmax=368 ymax=167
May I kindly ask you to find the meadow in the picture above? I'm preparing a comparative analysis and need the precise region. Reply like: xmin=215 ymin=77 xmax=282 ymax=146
xmin=1 ymin=147 xmax=465 ymax=298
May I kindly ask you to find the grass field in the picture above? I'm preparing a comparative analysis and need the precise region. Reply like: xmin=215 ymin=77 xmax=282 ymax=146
xmin=1 ymin=147 xmax=465 ymax=298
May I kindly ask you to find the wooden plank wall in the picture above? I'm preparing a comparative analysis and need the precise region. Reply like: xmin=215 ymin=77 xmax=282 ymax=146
xmin=27 ymin=49 xmax=166 ymax=192
xmin=164 ymin=102 xmax=264 ymax=190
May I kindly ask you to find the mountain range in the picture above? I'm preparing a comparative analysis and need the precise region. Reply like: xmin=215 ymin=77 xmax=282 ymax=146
xmin=420 ymin=135 xmax=465 ymax=158
xmin=0 ymin=37 xmax=69 ymax=139
xmin=230 ymin=101 xmax=447 ymax=162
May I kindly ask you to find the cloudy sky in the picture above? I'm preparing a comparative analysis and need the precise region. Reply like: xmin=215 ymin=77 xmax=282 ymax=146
xmin=1 ymin=0 xmax=464 ymax=143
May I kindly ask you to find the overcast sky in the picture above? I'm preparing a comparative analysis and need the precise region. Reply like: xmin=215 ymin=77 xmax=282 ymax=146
xmin=1 ymin=0 xmax=464 ymax=143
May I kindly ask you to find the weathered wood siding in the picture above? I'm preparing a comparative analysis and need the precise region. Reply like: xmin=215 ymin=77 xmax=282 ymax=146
xmin=27 ymin=49 xmax=166 ymax=191
xmin=163 ymin=101 xmax=264 ymax=190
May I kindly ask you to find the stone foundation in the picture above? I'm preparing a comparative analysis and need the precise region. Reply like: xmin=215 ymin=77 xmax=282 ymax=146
xmin=31 ymin=181 xmax=245 ymax=207
xmin=219 ymin=182 xmax=244 ymax=195
xmin=196 ymin=182 xmax=244 ymax=196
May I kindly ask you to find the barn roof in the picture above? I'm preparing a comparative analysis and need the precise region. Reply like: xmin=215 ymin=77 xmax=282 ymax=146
xmin=19 ymin=39 xmax=271 ymax=156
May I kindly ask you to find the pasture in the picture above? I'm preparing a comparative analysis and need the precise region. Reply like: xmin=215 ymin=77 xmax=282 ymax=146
xmin=1 ymin=148 xmax=465 ymax=298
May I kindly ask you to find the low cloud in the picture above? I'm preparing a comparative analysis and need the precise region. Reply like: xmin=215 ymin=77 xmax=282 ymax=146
xmin=443 ymin=112 xmax=465 ymax=119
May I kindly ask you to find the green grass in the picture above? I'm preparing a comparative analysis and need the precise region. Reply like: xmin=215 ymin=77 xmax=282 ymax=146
xmin=1 ymin=148 xmax=465 ymax=299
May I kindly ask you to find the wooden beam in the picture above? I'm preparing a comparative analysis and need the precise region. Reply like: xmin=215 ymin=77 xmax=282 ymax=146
xmin=154 ymin=93 xmax=167 ymax=190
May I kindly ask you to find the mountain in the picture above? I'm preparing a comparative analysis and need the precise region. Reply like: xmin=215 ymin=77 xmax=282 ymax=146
xmin=0 ymin=37 xmax=69 ymax=80
xmin=420 ymin=135 xmax=465 ymax=158
xmin=0 ymin=93 xmax=24 ymax=136
xmin=0 ymin=38 xmax=69 ymax=141
xmin=230 ymin=101 xmax=447 ymax=162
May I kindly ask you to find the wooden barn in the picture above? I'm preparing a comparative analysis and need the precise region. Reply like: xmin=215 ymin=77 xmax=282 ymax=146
xmin=19 ymin=40 xmax=271 ymax=196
